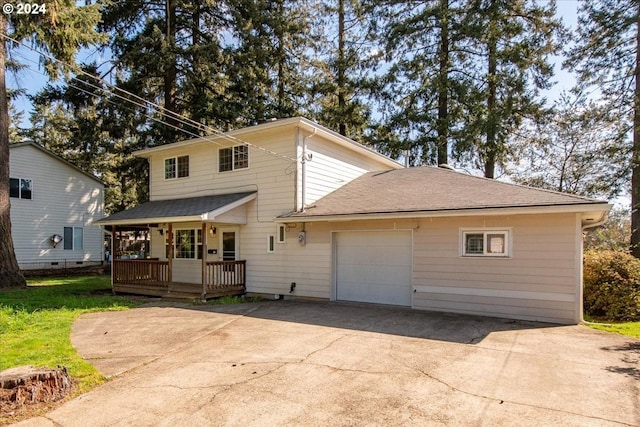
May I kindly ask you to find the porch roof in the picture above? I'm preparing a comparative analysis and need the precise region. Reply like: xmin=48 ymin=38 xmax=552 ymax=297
xmin=94 ymin=192 xmax=257 ymax=226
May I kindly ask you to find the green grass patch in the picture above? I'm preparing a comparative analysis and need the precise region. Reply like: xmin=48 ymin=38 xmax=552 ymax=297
xmin=584 ymin=320 xmax=640 ymax=339
xmin=0 ymin=275 xmax=141 ymax=393
xmin=203 ymin=295 xmax=263 ymax=305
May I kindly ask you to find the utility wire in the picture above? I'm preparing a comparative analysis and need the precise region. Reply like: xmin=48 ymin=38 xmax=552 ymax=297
xmin=1 ymin=33 xmax=298 ymax=164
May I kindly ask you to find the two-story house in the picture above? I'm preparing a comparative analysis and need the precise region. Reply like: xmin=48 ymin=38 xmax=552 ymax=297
xmin=96 ymin=117 xmax=610 ymax=324
xmin=9 ymin=142 xmax=104 ymax=270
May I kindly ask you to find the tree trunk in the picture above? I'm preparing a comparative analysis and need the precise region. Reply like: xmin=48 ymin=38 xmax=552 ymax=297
xmin=436 ymin=0 xmax=449 ymax=166
xmin=0 ymin=16 xmax=26 ymax=288
xmin=337 ymin=0 xmax=347 ymax=136
xmin=484 ymin=0 xmax=498 ymax=179
xmin=631 ymin=9 xmax=640 ymax=257
xmin=164 ymin=0 xmax=178 ymax=144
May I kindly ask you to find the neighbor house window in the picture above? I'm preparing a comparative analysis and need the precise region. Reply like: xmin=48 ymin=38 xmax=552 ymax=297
xmin=164 ymin=155 xmax=189 ymax=179
xmin=219 ymin=145 xmax=249 ymax=172
xmin=461 ymin=229 xmax=510 ymax=257
xmin=167 ymin=228 xmax=203 ymax=259
xmin=267 ymin=235 xmax=275 ymax=253
xmin=63 ymin=227 xmax=83 ymax=250
xmin=9 ymin=177 xmax=32 ymax=199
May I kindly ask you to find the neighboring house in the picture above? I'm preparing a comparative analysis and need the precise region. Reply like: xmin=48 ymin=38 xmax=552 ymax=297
xmin=95 ymin=117 xmax=610 ymax=324
xmin=9 ymin=142 xmax=104 ymax=270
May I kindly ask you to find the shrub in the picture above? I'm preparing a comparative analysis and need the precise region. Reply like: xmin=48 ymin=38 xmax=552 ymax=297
xmin=583 ymin=250 xmax=640 ymax=321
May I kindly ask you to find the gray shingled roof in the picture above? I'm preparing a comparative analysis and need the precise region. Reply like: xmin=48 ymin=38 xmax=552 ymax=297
xmin=95 ymin=192 xmax=256 ymax=225
xmin=281 ymin=167 xmax=608 ymax=219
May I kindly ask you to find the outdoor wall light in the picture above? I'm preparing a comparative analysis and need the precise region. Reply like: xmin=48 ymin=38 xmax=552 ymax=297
xmin=209 ymin=226 xmax=217 ymax=236
xmin=158 ymin=229 xmax=164 ymax=236
xmin=50 ymin=234 xmax=63 ymax=248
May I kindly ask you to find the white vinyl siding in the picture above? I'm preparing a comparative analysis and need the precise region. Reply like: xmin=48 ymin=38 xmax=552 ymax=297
xmin=9 ymin=144 xmax=104 ymax=269
xmin=302 ymin=136 xmax=401 ymax=206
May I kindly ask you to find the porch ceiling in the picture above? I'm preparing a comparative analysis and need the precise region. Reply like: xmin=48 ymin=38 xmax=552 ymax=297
xmin=94 ymin=192 xmax=256 ymax=226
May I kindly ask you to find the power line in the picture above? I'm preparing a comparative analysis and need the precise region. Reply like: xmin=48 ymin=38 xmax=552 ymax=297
xmin=1 ymin=33 xmax=298 ymax=164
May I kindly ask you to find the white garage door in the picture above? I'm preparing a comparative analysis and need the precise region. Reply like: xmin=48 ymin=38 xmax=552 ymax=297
xmin=335 ymin=230 xmax=412 ymax=306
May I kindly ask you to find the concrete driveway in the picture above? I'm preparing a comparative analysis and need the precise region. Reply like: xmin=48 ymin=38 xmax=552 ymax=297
xmin=15 ymin=301 xmax=640 ymax=426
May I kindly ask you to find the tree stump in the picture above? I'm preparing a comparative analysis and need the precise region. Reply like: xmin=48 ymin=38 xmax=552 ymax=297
xmin=0 ymin=366 xmax=71 ymax=412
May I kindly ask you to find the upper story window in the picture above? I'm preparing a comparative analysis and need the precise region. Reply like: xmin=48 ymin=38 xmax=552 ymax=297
xmin=165 ymin=155 xmax=189 ymax=179
xmin=461 ymin=229 xmax=511 ymax=257
xmin=219 ymin=145 xmax=249 ymax=172
xmin=10 ymin=177 xmax=32 ymax=200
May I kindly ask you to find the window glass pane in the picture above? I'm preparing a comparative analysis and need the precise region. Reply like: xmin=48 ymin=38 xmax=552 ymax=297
xmin=177 ymin=156 xmax=189 ymax=178
xmin=487 ymin=234 xmax=505 ymax=254
xmin=74 ymin=227 xmax=83 ymax=250
xmin=64 ymin=227 xmax=73 ymax=250
xmin=234 ymin=145 xmax=249 ymax=169
xmin=197 ymin=229 xmax=203 ymax=259
xmin=219 ymin=148 xmax=232 ymax=172
xmin=165 ymin=158 xmax=176 ymax=179
xmin=20 ymin=179 xmax=32 ymax=199
xmin=465 ymin=234 xmax=484 ymax=254
xmin=176 ymin=230 xmax=195 ymax=258
xmin=9 ymin=178 xmax=19 ymax=198
xmin=268 ymin=235 xmax=275 ymax=252
xmin=278 ymin=225 xmax=285 ymax=243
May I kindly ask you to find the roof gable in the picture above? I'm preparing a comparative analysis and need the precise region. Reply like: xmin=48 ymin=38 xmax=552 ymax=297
xmin=10 ymin=142 xmax=104 ymax=186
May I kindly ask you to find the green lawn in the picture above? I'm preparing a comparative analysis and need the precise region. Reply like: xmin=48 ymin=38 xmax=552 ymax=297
xmin=0 ymin=275 xmax=141 ymax=394
xmin=584 ymin=321 xmax=640 ymax=338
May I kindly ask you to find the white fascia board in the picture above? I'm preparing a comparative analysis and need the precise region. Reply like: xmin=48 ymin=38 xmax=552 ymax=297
xmin=200 ymin=193 xmax=257 ymax=221
xmin=274 ymin=203 xmax=612 ymax=223
xmin=95 ymin=215 xmax=203 ymax=226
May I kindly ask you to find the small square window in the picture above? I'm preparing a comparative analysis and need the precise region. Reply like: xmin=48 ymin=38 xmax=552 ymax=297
xmin=165 ymin=156 xmax=189 ymax=179
xmin=9 ymin=177 xmax=32 ymax=199
xmin=63 ymin=227 xmax=83 ymax=250
xmin=462 ymin=229 xmax=510 ymax=257
xmin=219 ymin=145 xmax=249 ymax=172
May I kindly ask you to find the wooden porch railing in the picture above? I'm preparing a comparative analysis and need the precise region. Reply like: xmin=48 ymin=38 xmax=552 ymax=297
xmin=113 ymin=259 xmax=169 ymax=288
xmin=205 ymin=260 xmax=246 ymax=289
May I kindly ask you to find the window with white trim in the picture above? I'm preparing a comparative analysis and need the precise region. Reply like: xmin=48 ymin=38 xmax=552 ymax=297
xmin=10 ymin=177 xmax=32 ymax=199
xmin=164 ymin=155 xmax=189 ymax=179
xmin=166 ymin=229 xmax=203 ymax=259
xmin=277 ymin=224 xmax=286 ymax=243
xmin=461 ymin=229 xmax=510 ymax=257
xmin=63 ymin=227 xmax=83 ymax=250
xmin=219 ymin=145 xmax=249 ymax=172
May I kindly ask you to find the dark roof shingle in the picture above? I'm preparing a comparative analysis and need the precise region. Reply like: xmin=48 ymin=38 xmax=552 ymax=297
xmin=282 ymin=167 xmax=607 ymax=219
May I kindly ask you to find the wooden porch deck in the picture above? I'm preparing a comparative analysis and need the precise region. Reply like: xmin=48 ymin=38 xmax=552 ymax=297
xmin=112 ymin=259 xmax=246 ymax=301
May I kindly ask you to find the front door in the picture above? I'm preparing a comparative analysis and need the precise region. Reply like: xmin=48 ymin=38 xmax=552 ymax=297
xmin=220 ymin=228 xmax=238 ymax=261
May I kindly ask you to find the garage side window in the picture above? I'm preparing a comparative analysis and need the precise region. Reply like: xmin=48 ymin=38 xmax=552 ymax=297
xmin=461 ymin=229 xmax=510 ymax=257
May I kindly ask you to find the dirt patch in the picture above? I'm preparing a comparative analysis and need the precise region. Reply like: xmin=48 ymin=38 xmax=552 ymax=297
xmin=0 ymin=366 xmax=75 ymax=425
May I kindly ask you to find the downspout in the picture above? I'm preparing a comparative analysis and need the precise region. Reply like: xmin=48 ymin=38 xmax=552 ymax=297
xmin=300 ymin=127 xmax=317 ymax=212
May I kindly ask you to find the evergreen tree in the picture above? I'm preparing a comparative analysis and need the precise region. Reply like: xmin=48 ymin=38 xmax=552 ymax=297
xmin=0 ymin=1 xmax=104 ymax=288
xmin=309 ymin=0 xmax=375 ymax=141
xmin=369 ymin=0 xmax=476 ymax=166
xmin=463 ymin=0 xmax=561 ymax=178
xmin=566 ymin=0 xmax=640 ymax=256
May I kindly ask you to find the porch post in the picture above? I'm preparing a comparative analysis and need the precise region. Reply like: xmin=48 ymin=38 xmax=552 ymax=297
xmin=167 ymin=223 xmax=173 ymax=285
xmin=201 ymin=222 xmax=207 ymax=300
xmin=111 ymin=225 xmax=116 ymax=294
